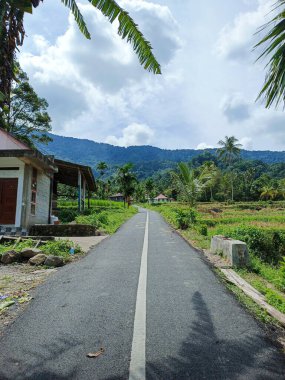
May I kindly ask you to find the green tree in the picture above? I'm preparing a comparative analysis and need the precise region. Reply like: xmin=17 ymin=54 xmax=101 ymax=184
xmin=0 ymin=0 xmax=161 ymax=119
xmin=255 ymin=0 xmax=285 ymax=108
xmin=260 ymin=185 xmax=279 ymax=201
xmin=96 ymin=161 xmax=108 ymax=177
xmin=217 ymin=136 xmax=242 ymax=201
xmin=199 ymin=161 xmax=219 ymax=201
xmin=172 ymin=162 xmax=203 ymax=208
xmin=116 ymin=163 xmax=137 ymax=207
xmin=3 ymin=64 xmax=51 ymax=146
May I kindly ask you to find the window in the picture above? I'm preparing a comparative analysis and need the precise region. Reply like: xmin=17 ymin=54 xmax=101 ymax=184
xmin=31 ymin=168 xmax=37 ymax=215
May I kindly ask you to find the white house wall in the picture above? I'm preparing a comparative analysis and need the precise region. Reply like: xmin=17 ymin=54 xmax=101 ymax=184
xmin=0 ymin=157 xmax=24 ymax=227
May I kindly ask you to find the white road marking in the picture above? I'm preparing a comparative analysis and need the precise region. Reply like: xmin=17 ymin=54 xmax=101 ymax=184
xmin=129 ymin=212 xmax=149 ymax=380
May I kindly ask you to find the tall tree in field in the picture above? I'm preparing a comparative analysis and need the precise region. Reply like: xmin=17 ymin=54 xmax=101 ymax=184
xmin=172 ymin=162 xmax=203 ymax=208
xmin=255 ymin=0 xmax=285 ymax=108
xmin=116 ymin=163 xmax=137 ymax=208
xmin=217 ymin=136 xmax=242 ymax=201
xmin=3 ymin=64 xmax=51 ymax=147
xmin=96 ymin=161 xmax=108 ymax=199
xmin=0 ymin=0 xmax=161 ymax=123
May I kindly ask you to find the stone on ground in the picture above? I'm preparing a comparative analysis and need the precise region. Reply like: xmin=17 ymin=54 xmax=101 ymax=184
xmin=44 ymin=255 xmax=64 ymax=267
xmin=1 ymin=251 xmax=21 ymax=264
xmin=29 ymin=254 xmax=47 ymax=266
xmin=21 ymin=248 xmax=43 ymax=259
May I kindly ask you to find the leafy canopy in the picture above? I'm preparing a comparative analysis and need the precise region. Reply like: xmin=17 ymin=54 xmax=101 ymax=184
xmin=3 ymin=64 xmax=52 ymax=147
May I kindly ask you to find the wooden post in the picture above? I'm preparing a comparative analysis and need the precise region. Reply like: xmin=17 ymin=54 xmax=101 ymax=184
xmin=82 ymin=177 xmax=86 ymax=210
xmin=78 ymin=169 xmax=82 ymax=212
xmin=88 ymin=190 xmax=91 ymax=209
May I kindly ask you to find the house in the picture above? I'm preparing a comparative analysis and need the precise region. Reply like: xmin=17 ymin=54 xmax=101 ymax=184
xmin=0 ymin=128 xmax=95 ymax=233
xmin=152 ymin=193 xmax=170 ymax=203
xmin=109 ymin=193 xmax=125 ymax=202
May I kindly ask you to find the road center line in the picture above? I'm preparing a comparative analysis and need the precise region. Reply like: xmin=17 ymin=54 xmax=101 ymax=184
xmin=129 ymin=211 xmax=149 ymax=380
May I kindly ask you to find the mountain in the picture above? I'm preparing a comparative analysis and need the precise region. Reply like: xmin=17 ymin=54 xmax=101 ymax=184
xmin=38 ymin=133 xmax=285 ymax=178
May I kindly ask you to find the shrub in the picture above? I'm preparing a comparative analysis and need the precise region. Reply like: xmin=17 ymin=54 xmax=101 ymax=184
xmin=215 ymin=225 xmax=285 ymax=265
xmin=198 ymin=224 xmax=208 ymax=236
xmin=175 ymin=208 xmax=198 ymax=230
xmin=57 ymin=209 xmax=79 ymax=223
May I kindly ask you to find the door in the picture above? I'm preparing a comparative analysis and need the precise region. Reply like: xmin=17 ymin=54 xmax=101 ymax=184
xmin=0 ymin=179 xmax=18 ymax=224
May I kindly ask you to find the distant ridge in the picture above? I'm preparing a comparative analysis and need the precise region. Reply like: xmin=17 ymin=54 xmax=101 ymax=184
xmin=38 ymin=133 xmax=285 ymax=177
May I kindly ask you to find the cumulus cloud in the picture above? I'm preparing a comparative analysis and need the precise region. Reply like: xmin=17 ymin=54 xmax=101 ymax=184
xmin=196 ymin=143 xmax=214 ymax=150
xmin=106 ymin=123 xmax=154 ymax=147
xmin=215 ymin=0 xmax=274 ymax=62
xmin=240 ymin=137 xmax=253 ymax=150
xmin=20 ymin=0 xmax=181 ymax=141
xmin=221 ymin=94 xmax=251 ymax=123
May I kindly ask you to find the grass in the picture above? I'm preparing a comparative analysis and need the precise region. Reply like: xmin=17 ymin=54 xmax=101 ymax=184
xmin=216 ymin=269 xmax=281 ymax=326
xmin=58 ymin=199 xmax=125 ymax=209
xmin=0 ymin=239 xmax=83 ymax=263
xmin=75 ymin=206 xmax=137 ymax=234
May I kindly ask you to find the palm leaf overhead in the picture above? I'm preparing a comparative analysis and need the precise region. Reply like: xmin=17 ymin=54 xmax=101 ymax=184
xmin=30 ymin=0 xmax=161 ymax=74
xmin=61 ymin=0 xmax=91 ymax=39
xmin=88 ymin=0 xmax=161 ymax=74
xmin=255 ymin=0 xmax=285 ymax=108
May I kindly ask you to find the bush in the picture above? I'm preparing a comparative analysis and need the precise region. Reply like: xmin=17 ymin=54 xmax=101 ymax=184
xmin=57 ymin=209 xmax=79 ymax=223
xmin=175 ymin=208 xmax=198 ymax=230
xmin=198 ymin=224 xmax=208 ymax=236
xmin=215 ymin=225 xmax=285 ymax=265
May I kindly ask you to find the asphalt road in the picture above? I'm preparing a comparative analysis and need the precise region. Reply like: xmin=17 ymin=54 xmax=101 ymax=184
xmin=0 ymin=208 xmax=284 ymax=380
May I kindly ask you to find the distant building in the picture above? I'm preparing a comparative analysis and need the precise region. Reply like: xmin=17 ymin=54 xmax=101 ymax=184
xmin=153 ymin=194 xmax=170 ymax=203
xmin=109 ymin=193 xmax=125 ymax=202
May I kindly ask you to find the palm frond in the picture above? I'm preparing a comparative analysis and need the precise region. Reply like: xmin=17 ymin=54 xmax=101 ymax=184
xmin=61 ymin=0 xmax=91 ymax=39
xmin=89 ymin=0 xmax=161 ymax=74
xmin=255 ymin=0 xmax=285 ymax=107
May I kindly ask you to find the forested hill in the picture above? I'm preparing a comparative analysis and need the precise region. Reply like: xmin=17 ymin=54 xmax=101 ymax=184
xmin=38 ymin=133 xmax=285 ymax=177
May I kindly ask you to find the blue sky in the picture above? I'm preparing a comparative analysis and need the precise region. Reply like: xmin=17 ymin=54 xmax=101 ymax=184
xmin=19 ymin=0 xmax=285 ymax=151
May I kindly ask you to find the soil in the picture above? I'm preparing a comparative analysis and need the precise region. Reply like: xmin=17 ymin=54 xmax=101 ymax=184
xmin=0 ymin=264 xmax=57 ymax=335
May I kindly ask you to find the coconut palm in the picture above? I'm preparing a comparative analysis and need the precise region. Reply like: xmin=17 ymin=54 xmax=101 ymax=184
xmin=96 ymin=161 xmax=108 ymax=177
xmin=172 ymin=162 xmax=203 ymax=208
xmin=255 ymin=0 xmax=285 ymax=108
xmin=199 ymin=161 xmax=219 ymax=201
xmin=260 ymin=185 xmax=279 ymax=201
xmin=217 ymin=136 xmax=242 ymax=201
xmin=0 ymin=0 xmax=161 ymax=120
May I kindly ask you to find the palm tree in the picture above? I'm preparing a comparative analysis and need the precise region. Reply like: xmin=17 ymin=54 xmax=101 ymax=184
xmin=0 ymin=0 xmax=161 ymax=121
xmin=217 ymin=136 xmax=242 ymax=201
xmin=96 ymin=161 xmax=108 ymax=177
xmin=172 ymin=162 xmax=203 ymax=208
xmin=260 ymin=186 xmax=278 ymax=201
xmin=199 ymin=161 xmax=219 ymax=201
xmin=255 ymin=1 xmax=285 ymax=108
xmin=116 ymin=163 xmax=137 ymax=207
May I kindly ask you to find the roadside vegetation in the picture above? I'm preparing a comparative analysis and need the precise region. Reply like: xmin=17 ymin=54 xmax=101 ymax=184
xmin=57 ymin=199 xmax=137 ymax=234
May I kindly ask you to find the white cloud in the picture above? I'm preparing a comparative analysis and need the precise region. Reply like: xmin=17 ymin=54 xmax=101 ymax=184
xmin=196 ymin=143 xmax=214 ymax=150
xmin=221 ymin=93 xmax=251 ymax=123
xmin=240 ymin=137 xmax=253 ymax=150
xmin=215 ymin=0 xmax=273 ymax=62
xmin=106 ymin=123 xmax=154 ymax=147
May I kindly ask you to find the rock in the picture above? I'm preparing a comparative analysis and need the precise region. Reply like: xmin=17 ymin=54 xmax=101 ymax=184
xmin=29 ymin=254 xmax=47 ymax=266
xmin=21 ymin=248 xmax=43 ymax=259
xmin=1 ymin=250 xmax=21 ymax=264
xmin=44 ymin=255 xmax=64 ymax=267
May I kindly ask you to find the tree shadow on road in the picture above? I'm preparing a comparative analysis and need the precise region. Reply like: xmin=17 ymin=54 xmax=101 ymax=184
xmin=0 ymin=335 xmax=80 ymax=380
xmin=146 ymin=291 xmax=285 ymax=380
